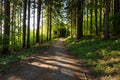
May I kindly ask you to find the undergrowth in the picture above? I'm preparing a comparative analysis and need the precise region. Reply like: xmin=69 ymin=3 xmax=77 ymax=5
xmin=65 ymin=37 xmax=120 ymax=79
xmin=0 ymin=39 xmax=56 ymax=72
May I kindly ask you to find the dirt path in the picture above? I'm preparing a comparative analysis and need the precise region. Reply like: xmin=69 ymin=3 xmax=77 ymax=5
xmin=1 ymin=39 xmax=97 ymax=80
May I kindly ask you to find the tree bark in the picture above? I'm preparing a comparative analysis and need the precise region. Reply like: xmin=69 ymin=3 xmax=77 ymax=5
xmin=95 ymin=0 xmax=98 ymax=35
xmin=22 ymin=0 xmax=27 ymax=48
xmin=99 ymin=0 xmax=102 ymax=32
xmin=113 ymin=0 xmax=120 ymax=34
xmin=36 ymin=0 xmax=42 ymax=44
xmin=104 ymin=0 xmax=111 ymax=39
xmin=49 ymin=0 xmax=52 ymax=40
xmin=77 ymin=0 xmax=83 ymax=39
xmin=27 ymin=0 xmax=31 ymax=48
xmin=2 ymin=0 xmax=10 ymax=54
xmin=90 ymin=0 xmax=93 ymax=35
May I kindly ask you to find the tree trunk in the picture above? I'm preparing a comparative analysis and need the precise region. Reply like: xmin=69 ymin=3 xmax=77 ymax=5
xmin=33 ymin=0 xmax=36 ymax=45
xmin=104 ymin=0 xmax=111 ymax=39
xmin=41 ymin=5 xmax=44 ymax=43
xmin=90 ymin=0 xmax=93 ymax=35
xmin=36 ymin=0 xmax=42 ymax=44
xmin=2 ymin=0 xmax=10 ymax=54
xmin=77 ymin=0 xmax=83 ymax=39
xmin=113 ymin=0 xmax=120 ymax=34
xmin=95 ymin=0 xmax=98 ymax=35
xmin=49 ymin=0 xmax=52 ymax=40
xmin=99 ymin=0 xmax=102 ymax=32
xmin=0 ymin=1 xmax=3 ymax=45
xmin=27 ymin=0 xmax=31 ymax=48
xmin=22 ymin=0 xmax=27 ymax=48
xmin=87 ymin=4 xmax=89 ymax=34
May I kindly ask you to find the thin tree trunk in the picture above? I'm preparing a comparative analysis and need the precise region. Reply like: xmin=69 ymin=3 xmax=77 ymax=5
xmin=33 ymin=0 xmax=35 ymax=44
xmin=87 ymin=4 xmax=89 ymax=34
xmin=20 ymin=7 xmax=22 ymax=46
xmin=70 ymin=10 xmax=73 ymax=38
xmin=99 ymin=0 xmax=102 ymax=32
xmin=90 ymin=0 xmax=93 ymax=35
xmin=95 ymin=0 xmax=98 ymax=35
xmin=27 ymin=0 xmax=31 ymax=48
xmin=22 ymin=0 xmax=27 ymax=48
xmin=49 ymin=0 xmax=52 ymax=40
xmin=41 ymin=5 xmax=43 ymax=43
xmin=0 ymin=1 xmax=3 ymax=45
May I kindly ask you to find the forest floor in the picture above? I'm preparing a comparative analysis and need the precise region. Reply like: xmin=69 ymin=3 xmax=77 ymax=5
xmin=0 ymin=39 xmax=97 ymax=80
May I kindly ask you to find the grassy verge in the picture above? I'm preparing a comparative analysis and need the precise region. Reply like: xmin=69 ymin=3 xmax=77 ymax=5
xmin=0 ymin=39 xmax=56 ymax=72
xmin=65 ymin=37 xmax=120 ymax=79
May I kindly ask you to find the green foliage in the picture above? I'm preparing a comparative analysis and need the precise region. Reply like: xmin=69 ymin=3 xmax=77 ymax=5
xmin=65 ymin=37 xmax=120 ymax=77
xmin=53 ymin=27 xmax=70 ymax=38
xmin=0 ymin=40 xmax=55 ymax=72
xmin=110 ymin=12 xmax=120 ymax=34
xmin=53 ymin=22 xmax=70 ymax=38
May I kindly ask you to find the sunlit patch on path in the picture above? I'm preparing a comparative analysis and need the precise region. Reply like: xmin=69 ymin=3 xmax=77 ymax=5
xmin=1 ymin=39 xmax=97 ymax=80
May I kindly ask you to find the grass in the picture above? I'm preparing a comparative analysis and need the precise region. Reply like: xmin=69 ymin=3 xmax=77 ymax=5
xmin=65 ymin=37 xmax=120 ymax=79
xmin=0 ymin=39 xmax=56 ymax=72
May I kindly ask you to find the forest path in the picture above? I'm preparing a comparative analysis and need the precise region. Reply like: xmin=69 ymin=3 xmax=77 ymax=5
xmin=1 ymin=39 xmax=97 ymax=80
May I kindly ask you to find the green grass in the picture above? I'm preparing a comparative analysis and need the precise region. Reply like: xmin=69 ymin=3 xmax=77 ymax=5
xmin=65 ymin=37 xmax=120 ymax=79
xmin=0 ymin=39 xmax=56 ymax=72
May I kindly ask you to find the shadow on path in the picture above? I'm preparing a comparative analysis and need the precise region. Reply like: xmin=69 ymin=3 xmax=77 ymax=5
xmin=1 ymin=39 xmax=98 ymax=80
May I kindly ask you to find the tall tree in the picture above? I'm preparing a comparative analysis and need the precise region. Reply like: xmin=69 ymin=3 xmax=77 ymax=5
xmin=49 ymin=0 xmax=52 ymax=40
xmin=0 ymin=1 xmax=3 ymax=45
xmin=32 ymin=0 xmax=36 ymax=45
xmin=41 ymin=4 xmax=44 ymax=43
xmin=113 ymin=0 xmax=120 ymax=34
xmin=90 ymin=0 xmax=93 ymax=35
xmin=77 ymin=0 xmax=83 ymax=39
xmin=22 ymin=0 xmax=27 ymax=48
xmin=99 ymin=0 xmax=102 ymax=32
xmin=95 ymin=0 xmax=98 ymax=35
xmin=36 ymin=0 xmax=42 ymax=44
xmin=2 ymin=0 xmax=10 ymax=54
xmin=104 ymin=0 xmax=111 ymax=39
xmin=27 ymin=0 xmax=31 ymax=48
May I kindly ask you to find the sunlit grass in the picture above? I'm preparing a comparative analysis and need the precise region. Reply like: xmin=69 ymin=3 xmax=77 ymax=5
xmin=65 ymin=37 xmax=120 ymax=79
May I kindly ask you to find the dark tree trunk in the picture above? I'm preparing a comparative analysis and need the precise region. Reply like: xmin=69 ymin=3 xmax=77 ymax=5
xmin=104 ymin=0 xmax=111 ymax=39
xmin=27 ymin=0 xmax=31 ymax=48
xmin=113 ymin=0 xmax=120 ymax=34
xmin=20 ymin=8 xmax=22 ymax=46
xmin=90 ymin=0 xmax=93 ymax=35
xmin=47 ymin=1 xmax=49 ymax=41
xmin=41 ymin=5 xmax=43 ymax=43
xmin=0 ymin=1 xmax=3 ymax=45
xmin=49 ymin=0 xmax=52 ymax=40
xmin=95 ymin=0 xmax=98 ymax=35
xmin=47 ymin=11 xmax=49 ymax=41
xmin=87 ymin=5 xmax=89 ymax=34
xmin=99 ymin=0 xmax=102 ymax=32
xmin=70 ymin=10 xmax=73 ymax=38
xmin=33 ymin=0 xmax=36 ymax=45
xmin=36 ymin=0 xmax=42 ymax=44
xmin=77 ymin=0 xmax=83 ymax=39
xmin=22 ymin=0 xmax=27 ymax=48
xmin=2 ymin=0 xmax=10 ymax=54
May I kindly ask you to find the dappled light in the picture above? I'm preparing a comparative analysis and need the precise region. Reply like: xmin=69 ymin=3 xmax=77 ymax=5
xmin=0 ymin=0 xmax=120 ymax=80
xmin=1 ymin=41 xmax=95 ymax=80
